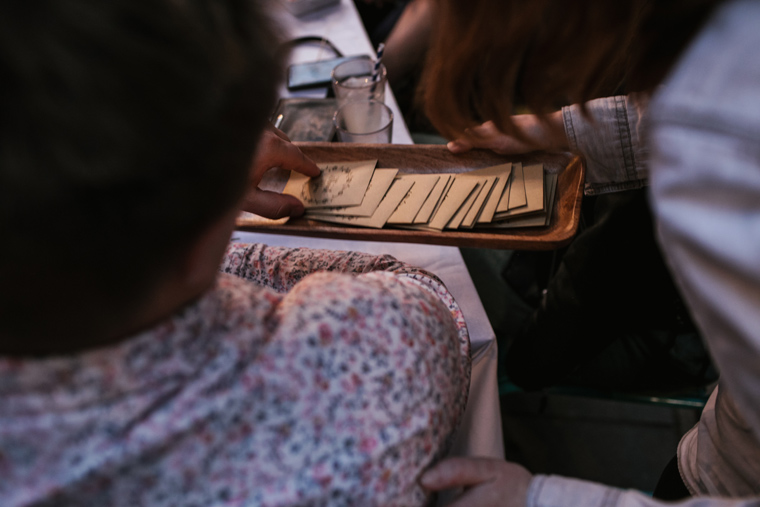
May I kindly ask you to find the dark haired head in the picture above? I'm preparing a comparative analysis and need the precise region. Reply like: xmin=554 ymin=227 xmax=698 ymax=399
xmin=421 ymin=0 xmax=721 ymax=141
xmin=0 ymin=0 xmax=282 ymax=346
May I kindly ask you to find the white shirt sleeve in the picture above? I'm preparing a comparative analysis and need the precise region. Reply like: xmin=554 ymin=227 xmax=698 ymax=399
xmin=528 ymin=475 xmax=760 ymax=507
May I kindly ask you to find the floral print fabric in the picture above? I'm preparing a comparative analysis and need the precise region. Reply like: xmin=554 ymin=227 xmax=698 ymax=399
xmin=0 ymin=243 xmax=470 ymax=506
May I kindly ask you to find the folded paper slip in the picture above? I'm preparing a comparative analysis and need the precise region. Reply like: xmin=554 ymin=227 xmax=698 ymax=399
xmin=304 ymin=168 xmax=398 ymax=217
xmin=493 ymin=164 xmax=544 ymax=220
xmin=387 ymin=174 xmax=441 ymax=224
xmin=427 ymin=177 xmax=480 ymax=231
xmin=283 ymin=159 xmax=377 ymax=208
xmin=307 ymin=178 xmax=414 ymax=229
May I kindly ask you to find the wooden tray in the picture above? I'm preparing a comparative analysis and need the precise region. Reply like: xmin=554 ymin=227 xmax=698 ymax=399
xmin=237 ymin=143 xmax=585 ymax=250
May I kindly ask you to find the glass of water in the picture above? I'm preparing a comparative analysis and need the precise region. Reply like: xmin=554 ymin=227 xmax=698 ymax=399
xmin=331 ymin=57 xmax=387 ymax=107
xmin=333 ymin=100 xmax=393 ymax=143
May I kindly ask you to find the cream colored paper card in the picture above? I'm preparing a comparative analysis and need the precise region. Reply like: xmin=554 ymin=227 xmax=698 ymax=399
xmin=415 ymin=174 xmax=453 ymax=224
xmin=492 ymin=172 xmax=512 ymax=216
xmin=236 ymin=212 xmax=289 ymax=227
xmin=387 ymin=174 xmax=440 ymax=224
xmin=493 ymin=164 xmax=544 ymax=220
xmin=467 ymin=163 xmax=512 ymax=178
xmin=508 ymin=162 xmax=527 ymax=210
xmin=468 ymin=164 xmax=512 ymax=223
xmin=477 ymin=175 xmax=508 ymax=223
xmin=446 ymin=182 xmax=483 ymax=229
xmin=305 ymin=168 xmax=397 ymax=217
xmin=393 ymin=223 xmax=438 ymax=231
xmin=283 ymin=159 xmax=377 ymax=208
xmin=461 ymin=176 xmax=497 ymax=228
xmin=497 ymin=162 xmax=525 ymax=212
xmin=427 ymin=176 xmax=479 ymax=231
xmin=503 ymin=174 xmax=553 ymax=228
xmin=523 ymin=164 xmax=545 ymax=212
xmin=308 ymin=178 xmax=414 ymax=229
xmin=486 ymin=168 xmax=553 ymax=228
xmin=544 ymin=172 xmax=559 ymax=225
xmin=487 ymin=210 xmax=545 ymax=228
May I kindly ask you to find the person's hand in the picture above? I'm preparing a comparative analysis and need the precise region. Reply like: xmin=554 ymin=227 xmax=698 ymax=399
xmin=447 ymin=112 xmax=568 ymax=155
xmin=242 ymin=126 xmax=321 ymax=219
xmin=420 ymin=457 xmax=533 ymax=507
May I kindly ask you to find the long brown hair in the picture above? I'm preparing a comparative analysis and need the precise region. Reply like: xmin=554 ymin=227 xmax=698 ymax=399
xmin=421 ymin=0 xmax=722 ymax=140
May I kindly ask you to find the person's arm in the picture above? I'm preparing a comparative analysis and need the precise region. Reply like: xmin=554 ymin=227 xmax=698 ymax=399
xmin=562 ymin=94 xmax=649 ymax=195
xmin=266 ymin=262 xmax=470 ymax=504
xmin=220 ymin=242 xmax=468 ymax=344
xmin=212 ymin=241 xmax=472 ymax=504
xmin=221 ymin=243 xmax=409 ymax=292
xmin=421 ymin=457 xmax=760 ymax=507
xmin=222 ymin=242 xmax=472 ymax=504
xmin=447 ymin=95 xmax=650 ymax=195
xmin=649 ymin=107 xmax=760 ymax=455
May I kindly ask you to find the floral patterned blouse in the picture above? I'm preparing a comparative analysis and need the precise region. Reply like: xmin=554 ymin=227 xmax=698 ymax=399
xmin=0 ymin=243 xmax=470 ymax=506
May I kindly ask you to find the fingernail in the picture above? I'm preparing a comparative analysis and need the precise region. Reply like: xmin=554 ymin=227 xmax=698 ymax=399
xmin=419 ymin=469 xmax=437 ymax=487
xmin=447 ymin=141 xmax=461 ymax=152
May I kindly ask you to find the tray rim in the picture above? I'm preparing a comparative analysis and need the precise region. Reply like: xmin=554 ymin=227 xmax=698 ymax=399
xmin=236 ymin=143 xmax=585 ymax=250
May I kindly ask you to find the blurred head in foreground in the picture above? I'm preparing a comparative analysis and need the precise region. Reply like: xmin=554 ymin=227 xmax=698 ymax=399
xmin=0 ymin=0 xmax=281 ymax=351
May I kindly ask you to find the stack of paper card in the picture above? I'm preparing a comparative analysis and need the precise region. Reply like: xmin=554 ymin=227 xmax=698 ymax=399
xmin=282 ymin=159 xmax=557 ymax=230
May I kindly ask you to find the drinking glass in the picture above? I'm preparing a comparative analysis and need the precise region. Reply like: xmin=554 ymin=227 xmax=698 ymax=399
xmin=331 ymin=58 xmax=387 ymax=107
xmin=333 ymin=100 xmax=393 ymax=143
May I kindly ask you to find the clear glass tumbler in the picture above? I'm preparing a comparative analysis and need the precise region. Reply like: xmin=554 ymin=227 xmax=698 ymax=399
xmin=331 ymin=57 xmax=387 ymax=107
xmin=333 ymin=100 xmax=393 ymax=143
